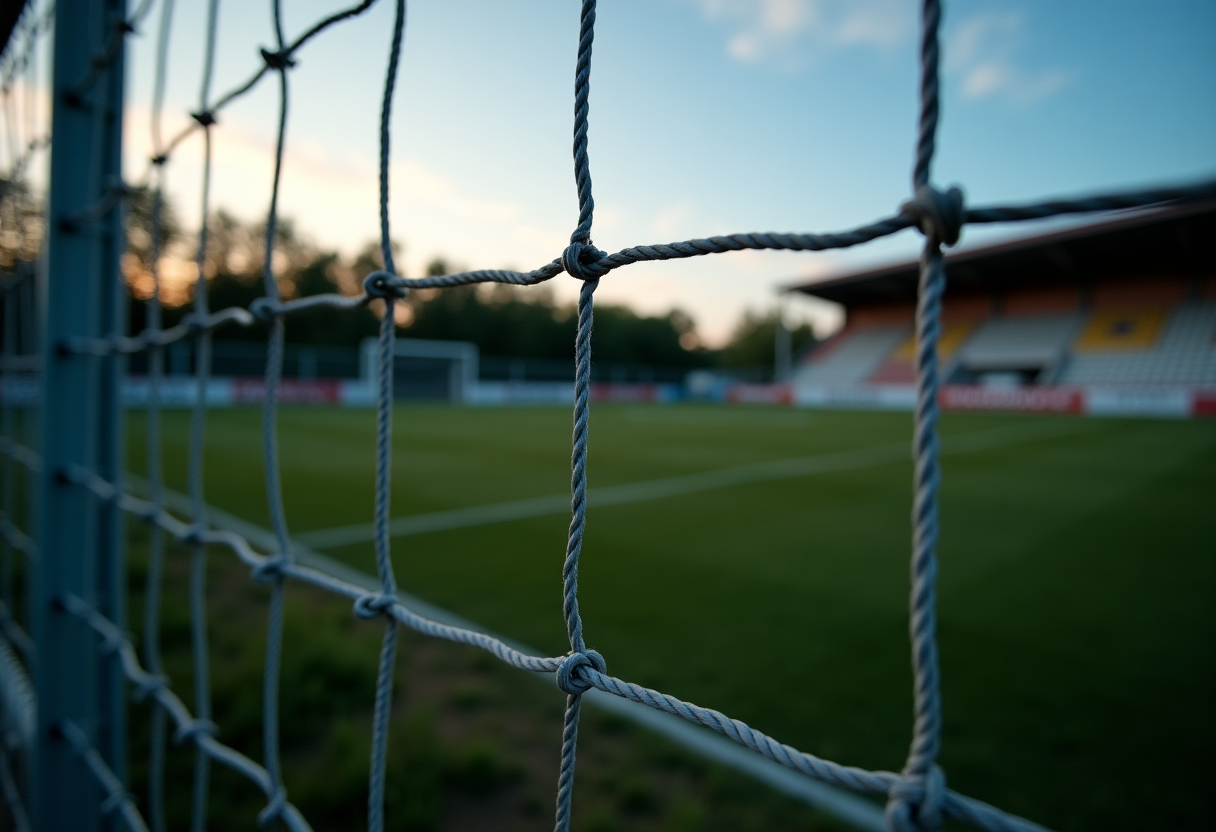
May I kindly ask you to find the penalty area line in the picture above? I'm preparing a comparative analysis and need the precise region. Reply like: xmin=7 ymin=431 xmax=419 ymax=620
xmin=292 ymin=417 xmax=1095 ymax=551
xmin=131 ymin=478 xmax=889 ymax=830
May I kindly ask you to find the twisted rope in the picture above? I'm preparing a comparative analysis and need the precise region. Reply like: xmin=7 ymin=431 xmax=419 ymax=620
xmin=153 ymin=0 xmax=380 ymax=172
xmin=142 ymin=154 xmax=169 ymax=832
xmin=570 ymin=0 xmax=596 ymax=247
xmin=554 ymin=277 xmax=599 ymax=830
xmin=555 ymin=6 xmax=601 ymax=825
xmin=186 ymin=1 xmax=221 ymax=826
xmin=365 ymin=4 xmax=407 ymax=829
xmin=57 ymin=592 xmax=313 ymax=832
xmin=236 ymin=4 xmax=299 ymax=826
xmin=141 ymin=3 xmax=178 ymax=823
xmin=57 ymin=720 xmax=150 ymax=832
xmin=890 ymin=234 xmax=947 ymax=831
xmin=0 ymin=221 xmax=20 ymax=636
xmin=887 ymin=2 xmax=950 ymax=828
xmin=0 ymin=728 xmax=29 ymax=832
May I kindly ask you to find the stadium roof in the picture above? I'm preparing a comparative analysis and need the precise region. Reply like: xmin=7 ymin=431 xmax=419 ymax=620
xmin=789 ymin=199 xmax=1216 ymax=307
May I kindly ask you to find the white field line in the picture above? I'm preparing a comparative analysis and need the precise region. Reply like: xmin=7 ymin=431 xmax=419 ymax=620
xmin=294 ymin=418 xmax=1093 ymax=551
xmin=140 ymin=481 xmax=889 ymax=830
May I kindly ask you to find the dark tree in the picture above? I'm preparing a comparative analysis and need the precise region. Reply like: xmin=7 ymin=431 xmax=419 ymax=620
xmin=719 ymin=310 xmax=816 ymax=373
xmin=115 ymin=195 xmax=723 ymax=369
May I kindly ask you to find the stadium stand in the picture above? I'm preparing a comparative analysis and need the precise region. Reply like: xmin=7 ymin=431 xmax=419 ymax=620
xmin=795 ymin=325 xmax=910 ymax=384
xmin=1060 ymin=302 xmax=1216 ymax=386
xmin=1072 ymin=308 xmax=1167 ymax=352
xmin=789 ymin=200 xmax=1216 ymax=416
xmin=868 ymin=321 xmax=976 ymax=384
xmin=949 ymin=313 xmax=1082 ymax=385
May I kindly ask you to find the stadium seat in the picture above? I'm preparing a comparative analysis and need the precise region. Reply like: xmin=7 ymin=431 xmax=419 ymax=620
xmin=792 ymin=325 xmax=910 ymax=384
xmin=867 ymin=321 xmax=976 ymax=383
xmin=951 ymin=313 xmax=1084 ymax=382
xmin=1060 ymin=302 xmax=1216 ymax=386
xmin=1073 ymin=308 xmax=1167 ymax=352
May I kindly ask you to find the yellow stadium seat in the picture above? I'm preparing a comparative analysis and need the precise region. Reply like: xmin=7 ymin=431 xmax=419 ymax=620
xmin=891 ymin=321 xmax=974 ymax=361
xmin=1074 ymin=308 xmax=1166 ymax=353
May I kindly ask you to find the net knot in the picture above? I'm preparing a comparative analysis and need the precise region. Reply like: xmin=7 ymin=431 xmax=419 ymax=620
xmin=100 ymin=791 xmax=134 ymax=817
xmin=183 ymin=312 xmax=208 ymax=333
xmin=556 ymin=649 xmax=606 ymax=695
xmin=191 ymin=110 xmax=216 ymax=127
xmin=353 ymin=592 xmax=396 ymax=620
xmin=252 ymin=557 xmax=286 ymax=583
xmin=257 ymin=788 xmax=289 ymax=827
xmin=174 ymin=718 xmax=218 ymax=744
xmin=98 ymin=628 xmax=128 ymax=656
xmin=901 ymin=185 xmax=965 ymax=247
xmin=562 ymin=242 xmax=608 ymax=282
xmin=54 ymin=464 xmax=81 ymax=486
xmin=182 ymin=523 xmax=207 ymax=545
xmin=363 ymin=270 xmax=408 ymax=300
xmin=249 ymin=298 xmax=282 ymax=322
xmin=106 ymin=176 xmax=133 ymax=199
xmin=133 ymin=674 xmax=168 ymax=703
xmin=260 ymin=47 xmax=297 ymax=71
xmin=886 ymin=765 xmax=946 ymax=832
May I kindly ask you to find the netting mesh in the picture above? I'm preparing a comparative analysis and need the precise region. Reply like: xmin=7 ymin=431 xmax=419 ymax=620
xmin=1 ymin=1 xmax=1214 ymax=831
xmin=0 ymin=5 xmax=49 ymax=829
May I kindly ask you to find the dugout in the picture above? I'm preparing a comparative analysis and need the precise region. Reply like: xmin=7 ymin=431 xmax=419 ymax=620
xmin=790 ymin=200 xmax=1216 ymax=389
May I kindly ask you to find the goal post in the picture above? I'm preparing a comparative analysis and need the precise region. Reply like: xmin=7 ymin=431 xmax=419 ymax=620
xmin=360 ymin=336 xmax=479 ymax=403
xmin=33 ymin=0 xmax=128 ymax=828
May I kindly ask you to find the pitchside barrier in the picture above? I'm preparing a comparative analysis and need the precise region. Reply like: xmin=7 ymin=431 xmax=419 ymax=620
xmin=0 ymin=0 xmax=1214 ymax=830
xmin=10 ymin=366 xmax=1211 ymax=415
xmin=737 ymin=382 xmax=1216 ymax=418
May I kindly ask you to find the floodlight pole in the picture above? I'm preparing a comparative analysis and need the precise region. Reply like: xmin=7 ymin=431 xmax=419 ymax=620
xmin=774 ymin=294 xmax=792 ymax=383
xmin=34 ymin=0 xmax=128 ymax=828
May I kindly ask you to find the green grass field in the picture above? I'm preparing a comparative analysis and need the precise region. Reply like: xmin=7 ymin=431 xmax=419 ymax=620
xmin=128 ymin=405 xmax=1216 ymax=831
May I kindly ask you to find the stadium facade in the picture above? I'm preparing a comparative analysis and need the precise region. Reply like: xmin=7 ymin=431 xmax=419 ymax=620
xmin=787 ymin=200 xmax=1216 ymax=418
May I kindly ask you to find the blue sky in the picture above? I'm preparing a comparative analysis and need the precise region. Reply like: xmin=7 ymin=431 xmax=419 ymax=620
xmin=122 ymin=0 xmax=1216 ymax=343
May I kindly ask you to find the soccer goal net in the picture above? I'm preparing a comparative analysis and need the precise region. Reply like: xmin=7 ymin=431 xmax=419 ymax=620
xmin=0 ymin=1 xmax=1212 ymax=830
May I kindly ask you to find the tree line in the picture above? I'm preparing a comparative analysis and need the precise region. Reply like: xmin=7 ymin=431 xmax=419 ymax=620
xmin=121 ymin=187 xmax=817 ymax=372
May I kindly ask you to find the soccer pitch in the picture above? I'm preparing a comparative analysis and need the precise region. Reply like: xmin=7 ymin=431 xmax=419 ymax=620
xmin=130 ymin=405 xmax=1216 ymax=830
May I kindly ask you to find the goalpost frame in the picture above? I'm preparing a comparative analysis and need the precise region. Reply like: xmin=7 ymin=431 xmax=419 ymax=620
xmin=33 ymin=0 xmax=127 ymax=828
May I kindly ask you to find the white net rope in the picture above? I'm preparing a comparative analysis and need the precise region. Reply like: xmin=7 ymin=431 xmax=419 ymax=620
xmin=1 ymin=1 xmax=1214 ymax=831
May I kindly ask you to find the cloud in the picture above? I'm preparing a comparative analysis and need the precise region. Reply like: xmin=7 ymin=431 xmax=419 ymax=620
xmin=681 ymin=0 xmax=914 ymax=65
xmin=946 ymin=12 xmax=1071 ymax=104
xmin=834 ymin=2 xmax=915 ymax=47
xmin=961 ymin=64 xmax=1068 ymax=102
xmin=122 ymin=102 xmax=560 ymax=283
xmin=652 ymin=200 xmax=694 ymax=238
xmin=723 ymin=0 xmax=816 ymax=62
xmin=683 ymin=0 xmax=1069 ymax=104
